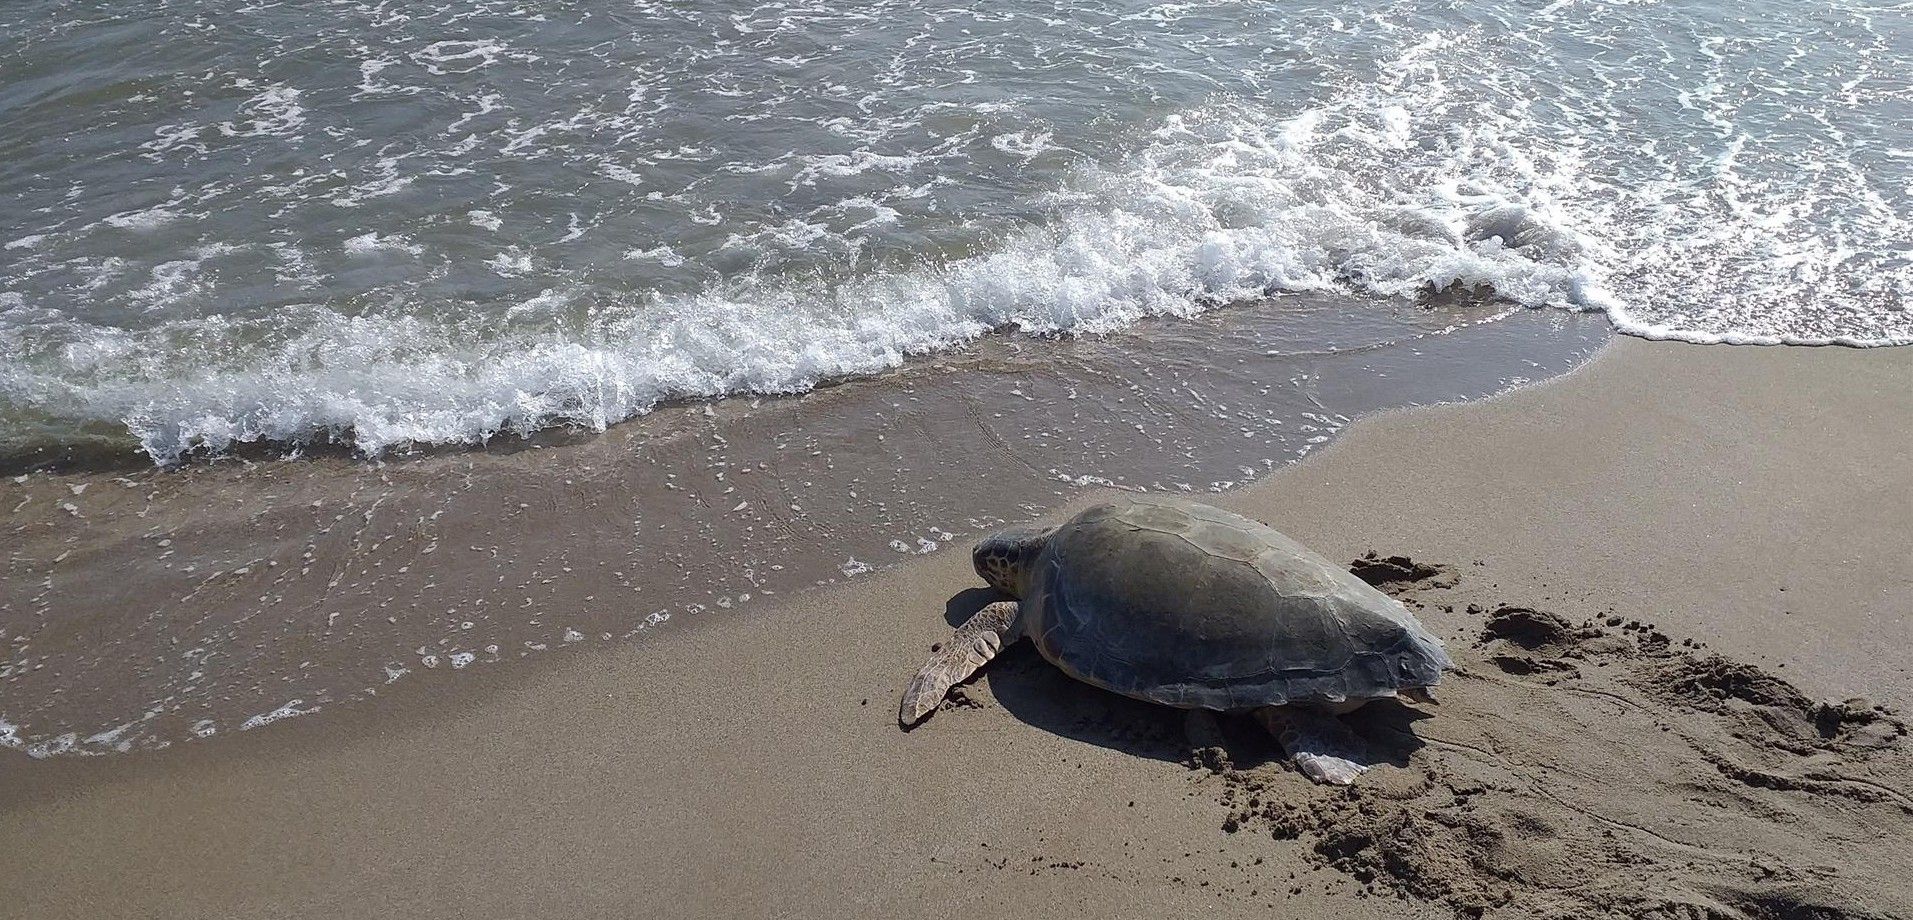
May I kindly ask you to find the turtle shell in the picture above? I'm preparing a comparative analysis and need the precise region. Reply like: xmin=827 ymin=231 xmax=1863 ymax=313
xmin=1020 ymin=496 xmax=1452 ymax=711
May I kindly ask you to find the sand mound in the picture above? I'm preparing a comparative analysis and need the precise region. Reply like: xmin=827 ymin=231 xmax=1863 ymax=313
xmin=1649 ymin=656 xmax=1815 ymax=714
xmin=1480 ymin=606 xmax=1576 ymax=650
xmin=1194 ymin=568 xmax=1913 ymax=920
xmin=1349 ymin=552 xmax=1450 ymax=591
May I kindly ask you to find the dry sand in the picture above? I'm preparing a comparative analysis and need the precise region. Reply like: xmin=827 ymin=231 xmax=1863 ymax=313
xmin=3 ymin=336 xmax=1910 ymax=920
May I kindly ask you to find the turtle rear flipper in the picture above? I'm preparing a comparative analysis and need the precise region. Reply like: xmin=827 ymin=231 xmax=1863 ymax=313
xmin=1255 ymin=706 xmax=1373 ymax=785
xmin=900 ymin=601 xmax=1023 ymax=727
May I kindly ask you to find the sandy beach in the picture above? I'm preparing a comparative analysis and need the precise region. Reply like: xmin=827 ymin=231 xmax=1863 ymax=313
xmin=5 ymin=1 xmax=1908 ymax=916
xmin=3 ymin=336 xmax=1908 ymax=919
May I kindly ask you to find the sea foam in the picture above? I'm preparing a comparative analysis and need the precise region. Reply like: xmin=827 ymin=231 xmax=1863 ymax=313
xmin=2 ymin=63 xmax=1628 ymax=462
xmin=1 ymin=6 xmax=1905 ymax=464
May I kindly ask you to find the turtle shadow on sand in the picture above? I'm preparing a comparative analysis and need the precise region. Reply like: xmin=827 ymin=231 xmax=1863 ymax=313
xmin=940 ymin=586 xmax=1006 ymax=628
xmin=904 ymin=498 xmax=1451 ymax=788
xmin=936 ymin=586 xmax=1431 ymax=772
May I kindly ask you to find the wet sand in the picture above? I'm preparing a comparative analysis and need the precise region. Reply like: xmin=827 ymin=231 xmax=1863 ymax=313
xmin=3 ymin=336 xmax=1910 ymax=919
xmin=0 ymin=295 xmax=1602 ymax=756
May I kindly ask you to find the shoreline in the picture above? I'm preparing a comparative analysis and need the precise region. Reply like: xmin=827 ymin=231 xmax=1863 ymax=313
xmin=0 ymin=296 xmax=1604 ymax=757
xmin=3 ymin=336 xmax=1910 ymax=919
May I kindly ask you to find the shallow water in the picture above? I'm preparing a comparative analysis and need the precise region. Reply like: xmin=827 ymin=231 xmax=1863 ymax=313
xmin=0 ymin=296 xmax=1604 ymax=757
xmin=2 ymin=0 xmax=1906 ymax=464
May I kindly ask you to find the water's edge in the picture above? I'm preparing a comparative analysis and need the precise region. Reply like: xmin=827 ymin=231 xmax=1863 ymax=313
xmin=0 ymin=295 xmax=1608 ymax=758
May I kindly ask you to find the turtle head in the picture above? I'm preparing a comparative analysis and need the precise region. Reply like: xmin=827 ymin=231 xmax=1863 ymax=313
xmin=972 ymin=526 xmax=1047 ymax=598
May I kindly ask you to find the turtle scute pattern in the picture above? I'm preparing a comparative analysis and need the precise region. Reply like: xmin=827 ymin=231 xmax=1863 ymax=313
xmin=1023 ymin=497 xmax=1450 ymax=712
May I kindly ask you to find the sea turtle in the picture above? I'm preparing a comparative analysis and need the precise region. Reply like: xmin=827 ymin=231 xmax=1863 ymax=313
xmin=899 ymin=495 xmax=1452 ymax=784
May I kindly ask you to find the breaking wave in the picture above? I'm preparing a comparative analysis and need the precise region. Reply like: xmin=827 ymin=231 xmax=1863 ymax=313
xmin=2 ymin=1 xmax=1905 ymax=464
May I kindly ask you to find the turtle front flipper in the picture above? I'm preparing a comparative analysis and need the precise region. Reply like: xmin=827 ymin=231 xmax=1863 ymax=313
xmin=899 ymin=601 xmax=1023 ymax=727
xmin=1254 ymin=706 xmax=1372 ymax=785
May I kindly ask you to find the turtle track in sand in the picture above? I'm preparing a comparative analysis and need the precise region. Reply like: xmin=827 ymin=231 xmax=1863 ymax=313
xmin=1192 ymin=557 xmax=1913 ymax=920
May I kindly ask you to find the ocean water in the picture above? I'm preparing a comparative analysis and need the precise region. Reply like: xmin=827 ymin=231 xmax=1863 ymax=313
xmin=1 ymin=0 xmax=1908 ymax=464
